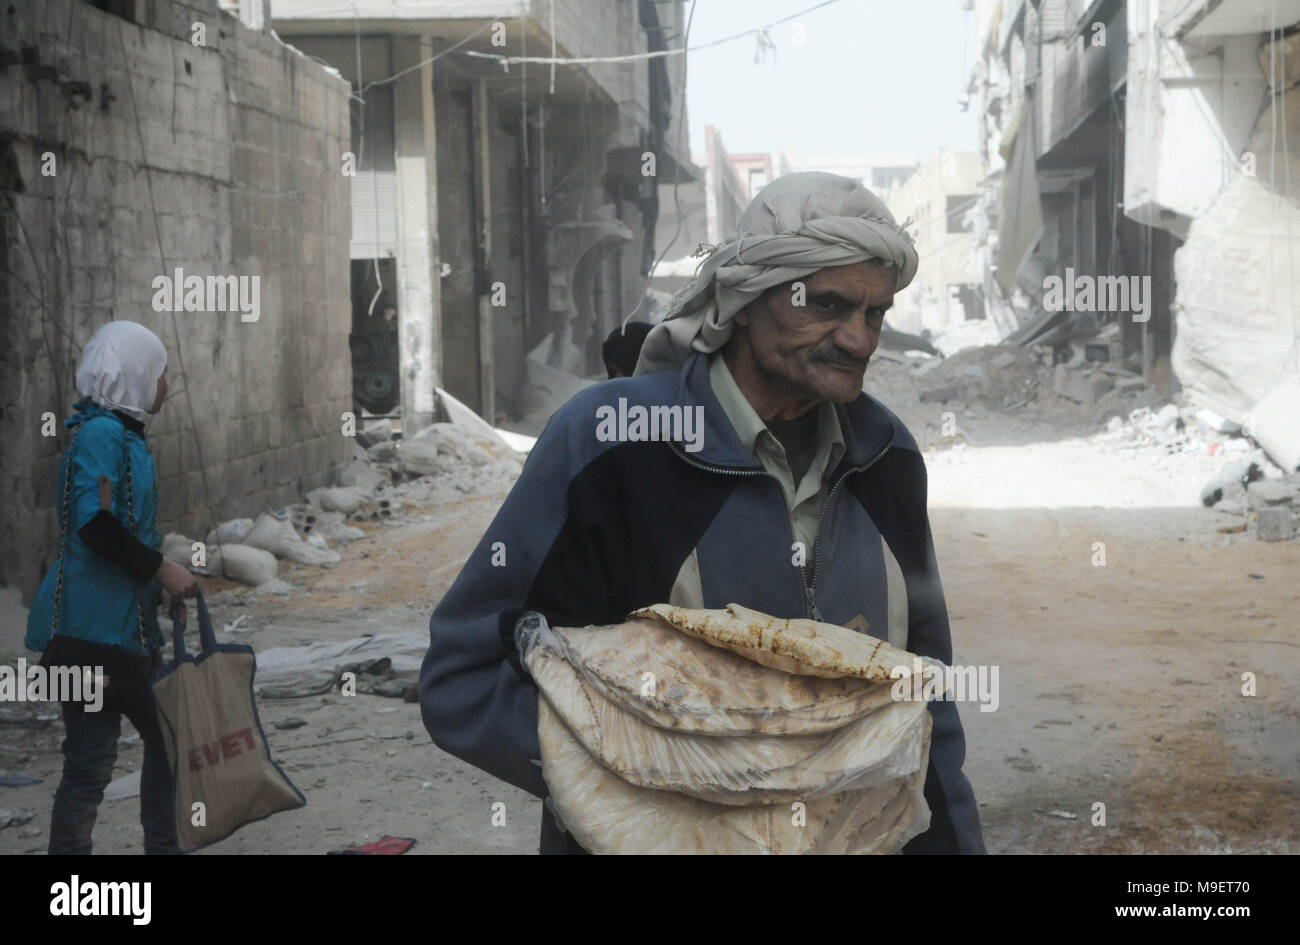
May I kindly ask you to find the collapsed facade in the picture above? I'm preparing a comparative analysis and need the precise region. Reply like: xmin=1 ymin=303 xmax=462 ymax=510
xmin=966 ymin=0 xmax=1299 ymax=469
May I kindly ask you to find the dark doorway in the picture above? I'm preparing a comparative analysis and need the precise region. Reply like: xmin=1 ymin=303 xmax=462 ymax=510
xmin=350 ymin=258 xmax=400 ymax=415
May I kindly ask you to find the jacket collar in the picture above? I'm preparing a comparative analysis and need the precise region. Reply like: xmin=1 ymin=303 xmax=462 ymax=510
xmin=671 ymin=352 xmax=910 ymax=470
xmin=66 ymin=400 xmax=147 ymax=439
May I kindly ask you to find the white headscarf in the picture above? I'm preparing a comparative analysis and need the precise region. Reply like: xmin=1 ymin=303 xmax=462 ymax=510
xmin=635 ymin=172 xmax=919 ymax=375
xmin=75 ymin=321 xmax=168 ymax=423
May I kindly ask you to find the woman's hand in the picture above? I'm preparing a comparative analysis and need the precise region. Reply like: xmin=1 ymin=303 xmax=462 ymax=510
xmin=156 ymin=558 xmax=199 ymax=598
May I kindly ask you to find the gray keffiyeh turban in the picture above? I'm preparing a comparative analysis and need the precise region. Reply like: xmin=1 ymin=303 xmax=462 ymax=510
xmin=634 ymin=171 xmax=919 ymax=375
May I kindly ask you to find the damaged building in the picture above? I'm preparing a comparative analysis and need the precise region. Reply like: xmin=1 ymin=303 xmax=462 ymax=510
xmin=965 ymin=0 xmax=1299 ymax=470
xmin=271 ymin=0 xmax=694 ymax=427
xmin=0 ymin=0 xmax=355 ymax=602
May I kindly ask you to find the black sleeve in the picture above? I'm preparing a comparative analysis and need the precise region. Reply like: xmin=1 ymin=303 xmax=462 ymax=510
xmin=78 ymin=510 xmax=165 ymax=584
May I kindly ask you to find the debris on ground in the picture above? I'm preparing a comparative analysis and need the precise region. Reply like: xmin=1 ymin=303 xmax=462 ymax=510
xmin=327 ymin=835 xmax=416 ymax=855
xmin=102 ymin=771 xmax=140 ymax=802
xmin=254 ymin=633 xmax=426 ymax=701
xmin=0 ymin=809 xmax=34 ymax=828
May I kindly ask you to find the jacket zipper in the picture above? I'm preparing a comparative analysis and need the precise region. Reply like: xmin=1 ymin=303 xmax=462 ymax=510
xmin=807 ymin=420 xmax=897 ymax=619
xmin=667 ymin=444 xmax=813 ymax=616
xmin=668 ymin=419 xmax=895 ymax=621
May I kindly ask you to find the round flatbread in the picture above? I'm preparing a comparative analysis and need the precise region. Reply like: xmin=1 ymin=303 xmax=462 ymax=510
xmin=537 ymin=695 xmax=932 ymax=855
xmin=527 ymin=641 xmax=930 ymax=806
xmin=548 ymin=617 xmax=899 ymax=736
xmin=633 ymin=603 xmax=919 ymax=680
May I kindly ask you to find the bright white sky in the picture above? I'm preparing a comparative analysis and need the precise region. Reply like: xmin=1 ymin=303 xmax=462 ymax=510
xmin=682 ymin=0 xmax=980 ymax=165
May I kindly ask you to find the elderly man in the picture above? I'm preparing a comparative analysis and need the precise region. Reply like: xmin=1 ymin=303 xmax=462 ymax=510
xmin=420 ymin=172 xmax=985 ymax=855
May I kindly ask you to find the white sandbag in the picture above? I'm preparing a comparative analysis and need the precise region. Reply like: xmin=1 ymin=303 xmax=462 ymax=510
xmin=308 ymin=510 xmax=366 ymax=543
xmin=162 ymin=533 xmax=198 ymax=567
xmin=210 ymin=544 xmax=278 ymax=587
xmin=305 ymin=486 xmax=369 ymax=515
xmin=204 ymin=518 xmax=254 ymax=547
xmin=243 ymin=513 xmax=340 ymax=566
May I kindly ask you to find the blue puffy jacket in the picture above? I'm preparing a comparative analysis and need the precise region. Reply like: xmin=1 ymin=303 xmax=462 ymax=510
xmin=26 ymin=402 xmax=164 ymax=654
xmin=420 ymin=352 xmax=985 ymax=854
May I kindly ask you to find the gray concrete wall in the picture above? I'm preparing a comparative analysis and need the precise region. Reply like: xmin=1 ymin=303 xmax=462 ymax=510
xmin=0 ymin=0 xmax=353 ymax=603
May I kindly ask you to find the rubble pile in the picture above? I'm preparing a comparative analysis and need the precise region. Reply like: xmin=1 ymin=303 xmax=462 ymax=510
xmin=913 ymin=345 xmax=1048 ymax=412
xmin=162 ymin=414 xmax=527 ymax=588
xmin=1099 ymin=403 xmax=1300 ymax=542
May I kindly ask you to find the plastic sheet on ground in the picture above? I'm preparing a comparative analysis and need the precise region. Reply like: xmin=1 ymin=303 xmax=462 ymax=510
xmin=253 ymin=633 xmax=426 ymax=699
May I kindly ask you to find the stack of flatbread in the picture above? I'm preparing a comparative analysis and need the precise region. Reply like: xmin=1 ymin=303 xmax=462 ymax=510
xmin=526 ymin=603 xmax=936 ymax=855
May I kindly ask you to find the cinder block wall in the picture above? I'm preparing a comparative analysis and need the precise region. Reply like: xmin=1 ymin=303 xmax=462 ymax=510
xmin=0 ymin=0 xmax=354 ymax=604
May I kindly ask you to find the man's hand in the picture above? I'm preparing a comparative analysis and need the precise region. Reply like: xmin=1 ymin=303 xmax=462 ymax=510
xmin=156 ymin=558 xmax=198 ymax=598
xmin=514 ymin=612 xmax=550 ymax=661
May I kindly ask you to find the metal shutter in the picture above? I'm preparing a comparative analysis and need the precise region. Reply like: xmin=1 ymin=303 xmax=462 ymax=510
xmin=350 ymin=86 xmax=397 ymax=260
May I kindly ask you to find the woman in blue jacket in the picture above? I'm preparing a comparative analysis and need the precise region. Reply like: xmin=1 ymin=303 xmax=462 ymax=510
xmin=26 ymin=320 xmax=198 ymax=855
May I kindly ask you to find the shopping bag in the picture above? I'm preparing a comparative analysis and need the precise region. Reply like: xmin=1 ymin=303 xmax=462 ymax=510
xmin=153 ymin=595 xmax=305 ymax=851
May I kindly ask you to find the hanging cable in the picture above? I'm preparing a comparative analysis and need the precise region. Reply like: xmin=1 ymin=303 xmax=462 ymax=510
xmin=621 ymin=0 xmax=696 ymax=332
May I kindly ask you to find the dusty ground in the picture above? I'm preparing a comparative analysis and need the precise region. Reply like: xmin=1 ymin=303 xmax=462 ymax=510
xmin=1 ymin=410 xmax=1296 ymax=855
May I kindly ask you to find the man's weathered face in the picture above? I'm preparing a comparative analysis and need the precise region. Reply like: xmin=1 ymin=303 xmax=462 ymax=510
xmin=734 ymin=260 xmax=895 ymax=406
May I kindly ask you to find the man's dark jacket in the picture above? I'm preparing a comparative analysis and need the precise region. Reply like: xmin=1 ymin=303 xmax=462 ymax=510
xmin=420 ymin=351 xmax=985 ymax=854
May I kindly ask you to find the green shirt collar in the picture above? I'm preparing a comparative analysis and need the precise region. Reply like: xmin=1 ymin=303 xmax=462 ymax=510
xmin=707 ymin=354 xmax=846 ymax=473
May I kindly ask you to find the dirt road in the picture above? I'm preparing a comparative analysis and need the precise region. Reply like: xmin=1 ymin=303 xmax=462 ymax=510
xmin=2 ymin=429 xmax=1296 ymax=854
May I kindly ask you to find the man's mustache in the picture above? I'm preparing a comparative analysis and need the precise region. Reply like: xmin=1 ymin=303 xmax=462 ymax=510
xmin=812 ymin=349 xmax=870 ymax=369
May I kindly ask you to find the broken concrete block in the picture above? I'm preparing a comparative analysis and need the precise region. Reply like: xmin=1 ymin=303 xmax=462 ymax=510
xmin=366 ymin=441 xmax=398 ymax=463
xmin=1152 ymin=404 xmax=1181 ymax=430
xmin=336 ymin=458 xmax=388 ymax=494
xmin=400 ymin=426 xmax=442 ymax=477
xmin=1246 ymin=479 xmax=1299 ymax=509
xmin=1106 ymin=416 xmax=1124 ymax=434
xmin=1256 ymin=506 xmax=1296 ymax=541
xmin=1054 ymin=364 xmax=1113 ymax=405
